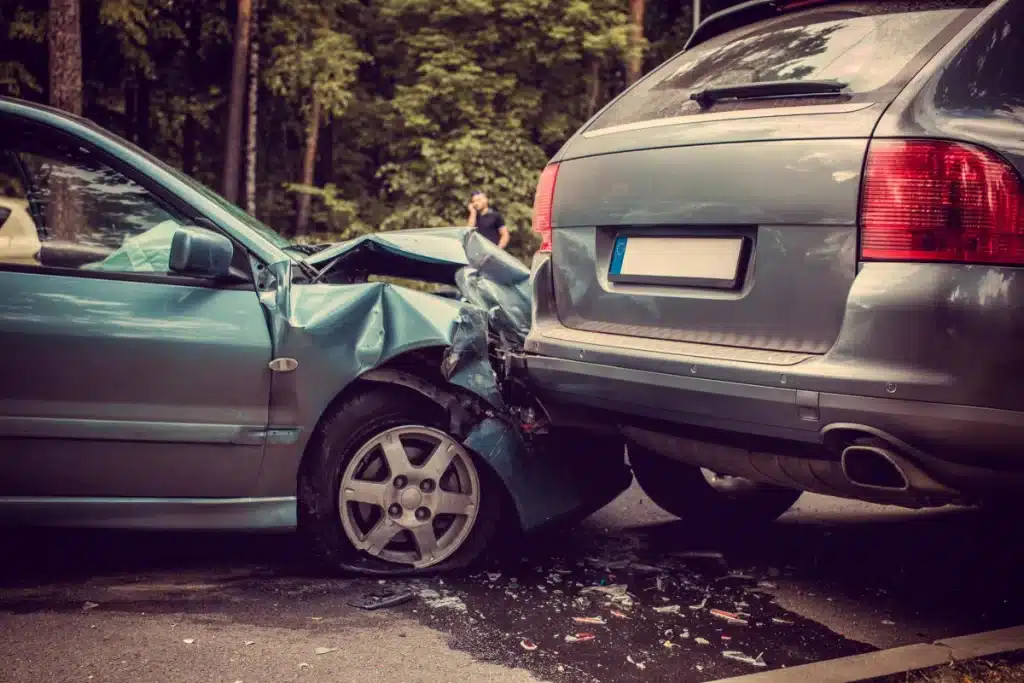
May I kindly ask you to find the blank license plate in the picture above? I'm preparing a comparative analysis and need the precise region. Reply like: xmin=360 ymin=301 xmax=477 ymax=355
xmin=609 ymin=236 xmax=745 ymax=288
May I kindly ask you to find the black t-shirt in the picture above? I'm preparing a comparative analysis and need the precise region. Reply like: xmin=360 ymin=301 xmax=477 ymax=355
xmin=474 ymin=210 xmax=505 ymax=245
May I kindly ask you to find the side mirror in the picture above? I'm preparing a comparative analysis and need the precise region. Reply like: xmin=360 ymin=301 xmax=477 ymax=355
xmin=169 ymin=227 xmax=234 ymax=278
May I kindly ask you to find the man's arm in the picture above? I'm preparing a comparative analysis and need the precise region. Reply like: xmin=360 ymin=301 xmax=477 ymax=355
xmin=497 ymin=225 xmax=510 ymax=250
xmin=467 ymin=202 xmax=477 ymax=227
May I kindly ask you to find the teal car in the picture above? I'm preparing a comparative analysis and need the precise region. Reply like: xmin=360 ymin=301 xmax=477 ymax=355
xmin=0 ymin=97 xmax=630 ymax=574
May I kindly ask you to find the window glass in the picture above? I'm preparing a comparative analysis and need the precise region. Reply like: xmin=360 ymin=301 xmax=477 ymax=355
xmin=2 ymin=127 xmax=192 ymax=274
xmin=590 ymin=2 xmax=980 ymax=132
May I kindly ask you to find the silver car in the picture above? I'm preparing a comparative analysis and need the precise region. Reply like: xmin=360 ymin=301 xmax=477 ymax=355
xmin=521 ymin=0 xmax=1024 ymax=524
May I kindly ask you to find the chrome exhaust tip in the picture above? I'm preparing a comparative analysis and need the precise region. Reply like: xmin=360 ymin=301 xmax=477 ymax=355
xmin=841 ymin=444 xmax=911 ymax=492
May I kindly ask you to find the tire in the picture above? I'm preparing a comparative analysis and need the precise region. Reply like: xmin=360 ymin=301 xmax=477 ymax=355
xmin=629 ymin=444 xmax=801 ymax=526
xmin=298 ymin=384 xmax=503 ymax=576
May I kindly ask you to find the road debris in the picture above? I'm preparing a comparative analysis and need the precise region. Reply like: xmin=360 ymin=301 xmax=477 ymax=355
xmin=565 ymin=633 xmax=596 ymax=643
xmin=314 ymin=647 xmax=337 ymax=655
xmin=695 ymin=637 xmax=711 ymax=645
xmin=627 ymin=655 xmax=647 ymax=670
xmin=653 ymin=604 xmax=681 ymax=614
xmin=758 ymin=581 xmax=778 ymax=589
xmin=82 ymin=601 xmax=99 ymax=611
xmin=581 ymin=584 xmax=632 ymax=606
xmin=347 ymin=587 xmax=414 ymax=610
xmin=424 ymin=595 xmax=468 ymax=612
xmin=610 ymin=610 xmax=631 ymax=619
xmin=244 ymin=640 xmax=256 ymax=646
xmin=573 ymin=616 xmax=606 ymax=625
xmin=520 ymin=638 xmax=538 ymax=651
xmin=723 ymin=650 xmax=767 ymax=667
xmin=711 ymin=608 xmax=749 ymax=625
xmin=298 ymin=663 xmax=310 ymax=670
xmin=772 ymin=617 xmax=794 ymax=625
xmin=882 ymin=619 xmax=895 ymax=625
xmin=487 ymin=572 xmax=502 ymax=582
xmin=183 ymin=639 xmax=195 ymax=645
xmin=664 ymin=640 xmax=678 ymax=649
xmin=690 ymin=596 xmax=709 ymax=610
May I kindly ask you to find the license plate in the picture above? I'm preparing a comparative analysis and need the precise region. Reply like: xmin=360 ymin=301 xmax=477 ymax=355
xmin=609 ymin=236 xmax=746 ymax=288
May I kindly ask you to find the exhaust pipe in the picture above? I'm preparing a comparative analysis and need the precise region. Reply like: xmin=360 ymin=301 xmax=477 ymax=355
xmin=841 ymin=439 xmax=956 ymax=499
xmin=840 ymin=444 xmax=909 ymax=491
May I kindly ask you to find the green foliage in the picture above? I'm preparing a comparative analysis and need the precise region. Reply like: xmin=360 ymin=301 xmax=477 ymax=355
xmin=5 ymin=0 xmax=745 ymax=262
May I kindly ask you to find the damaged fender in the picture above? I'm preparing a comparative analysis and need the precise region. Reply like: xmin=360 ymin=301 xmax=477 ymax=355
xmin=258 ymin=257 xmax=621 ymax=534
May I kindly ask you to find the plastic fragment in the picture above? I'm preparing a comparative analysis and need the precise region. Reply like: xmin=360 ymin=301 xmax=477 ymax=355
xmin=758 ymin=581 xmax=778 ymax=589
xmin=664 ymin=640 xmax=677 ymax=649
xmin=83 ymin=602 xmax=99 ymax=611
xmin=711 ymin=608 xmax=749 ymax=625
xmin=314 ymin=647 xmax=337 ymax=655
xmin=680 ymin=629 xmax=690 ymax=639
xmin=565 ymin=633 xmax=595 ymax=643
xmin=690 ymin=596 xmax=709 ymax=610
xmin=573 ymin=616 xmax=606 ymax=625
xmin=610 ymin=610 xmax=631 ymax=620
xmin=298 ymin=663 xmax=310 ymax=670
xmin=695 ymin=637 xmax=711 ymax=645
xmin=425 ymin=596 xmax=468 ymax=612
xmin=311 ymin=616 xmax=323 ymax=621
xmin=653 ymin=605 xmax=681 ymax=614
xmin=487 ymin=572 xmax=502 ymax=582
xmin=183 ymin=639 xmax=195 ymax=645
xmin=627 ymin=655 xmax=646 ymax=670
xmin=723 ymin=650 xmax=767 ymax=667
xmin=772 ymin=617 xmax=793 ymax=625
xmin=244 ymin=640 xmax=256 ymax=646
xmin=520 ymin=638 xmax=538 ymax=651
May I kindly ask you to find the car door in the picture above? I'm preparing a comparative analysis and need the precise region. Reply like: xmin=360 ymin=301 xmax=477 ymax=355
xmin=0 ymin=115 xmax=273 ymax=499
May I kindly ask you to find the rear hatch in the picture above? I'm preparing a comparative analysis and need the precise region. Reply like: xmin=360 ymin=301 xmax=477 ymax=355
xmin=547 ymin=0 xmax=986 ymax=356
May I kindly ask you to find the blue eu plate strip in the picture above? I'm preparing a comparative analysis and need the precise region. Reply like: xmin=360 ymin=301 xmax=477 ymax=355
xmin=610 ymin=236 xmax=628 ymax=276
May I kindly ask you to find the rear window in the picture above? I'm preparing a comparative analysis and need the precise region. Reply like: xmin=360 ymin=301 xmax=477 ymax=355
xmin=589 ymin=1 xmax=984 ymax=133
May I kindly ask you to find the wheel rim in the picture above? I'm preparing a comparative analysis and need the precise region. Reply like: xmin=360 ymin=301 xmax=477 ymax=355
xmin=338 ymin=425 xmax=481 ymax=569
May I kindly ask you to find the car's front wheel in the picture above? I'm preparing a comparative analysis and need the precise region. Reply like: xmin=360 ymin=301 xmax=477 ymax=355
xmin=298 ymin=384 xmax=502 ymax=575
xmin=629 ymin=444 xmax=801 ymax=526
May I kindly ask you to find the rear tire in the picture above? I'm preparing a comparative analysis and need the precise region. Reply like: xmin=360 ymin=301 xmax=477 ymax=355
xmin=629 ymin=444 xmax=801 ymax=526
xmin=298 ymin=384 xmax=503 ymax=576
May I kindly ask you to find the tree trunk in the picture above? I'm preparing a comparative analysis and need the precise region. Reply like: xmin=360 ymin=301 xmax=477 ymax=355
xmin=626 ymin=0 xmax=646 ymax=87
xmin=136 ymin=67 xmax=152 ymax=151
xmin=48 ymin=0 xmax=83 ymax=115
xmin=585 ymin=58 xmax=601 ymax=119
xmin=182 ymin=2 xmax=203 ymax=177
xmin=244 ymin=0 xmax=260 ymax=216
xmin=294 ymin=97 xmax=321 ymax=238
xmin=222 ymin=0 xmax=252 ymax=204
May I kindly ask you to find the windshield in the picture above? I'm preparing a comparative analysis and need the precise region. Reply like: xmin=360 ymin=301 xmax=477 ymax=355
xmin=589 ymin=2 xmax=980 ymax=132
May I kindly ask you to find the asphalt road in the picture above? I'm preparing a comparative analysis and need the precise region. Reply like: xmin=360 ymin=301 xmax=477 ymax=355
xmin=0 ymin=482 xmax=1020 ymax=683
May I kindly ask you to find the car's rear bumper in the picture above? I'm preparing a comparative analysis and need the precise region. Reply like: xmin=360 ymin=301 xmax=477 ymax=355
xmin=522 ymin=255 xmax=1024 ymax=489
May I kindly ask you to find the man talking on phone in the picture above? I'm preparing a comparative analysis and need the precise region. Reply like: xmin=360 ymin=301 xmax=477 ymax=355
xmin=467 ymin=190 xmax=510 ymax=250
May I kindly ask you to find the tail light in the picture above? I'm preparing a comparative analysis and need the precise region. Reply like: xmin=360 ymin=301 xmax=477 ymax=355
xmin=532 ymin=163 xmax=560 ymax=253
xmin=860 ymin=139 xmax=1024 ymax=265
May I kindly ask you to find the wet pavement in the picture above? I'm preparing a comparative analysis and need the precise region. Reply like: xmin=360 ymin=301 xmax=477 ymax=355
xmin=0 ymin=483 xmax=1021 ymax=682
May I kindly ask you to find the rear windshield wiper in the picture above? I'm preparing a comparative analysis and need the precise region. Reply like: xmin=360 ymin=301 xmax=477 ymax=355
xmin=689 ymin=79 xmax=847 ymax=109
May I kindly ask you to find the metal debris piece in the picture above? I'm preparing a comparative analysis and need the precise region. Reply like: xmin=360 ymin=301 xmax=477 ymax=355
xmin=573 ymin=616 xmax=607 ymax=625
xmin=520 ymin=639 xmax=538 ymax=651
xmin=82 ymin=602 xmax=99 ymax=611
xmin=690 ymin=596 xmax=709 ymax=610
xmin=314 ymin=647 xmax=337 ymax=655
xmin=711 ymin=609 xmax=749 ymax=625
xmin=565 ymin=633 xmax=596 ymax=643
xmin=654 ymin=605 xmax=681 ymax=614
xmin=348 ymin=587 xmax=415 ymax=611
xmin=695 ymin=637 xmax=711 ymax=645
xmin=723 ymin=650 xmax=767 ymax=667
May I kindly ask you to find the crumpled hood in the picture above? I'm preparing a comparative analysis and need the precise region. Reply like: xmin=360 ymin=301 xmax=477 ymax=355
xmin=305 ymin=227 xmax=471 ymax=284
